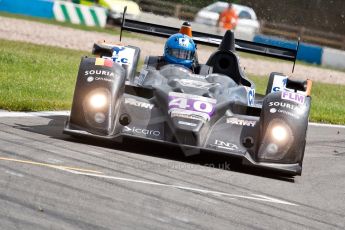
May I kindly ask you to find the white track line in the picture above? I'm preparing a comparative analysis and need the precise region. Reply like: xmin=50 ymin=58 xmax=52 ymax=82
xmin=308 ymin=122 xmax=345 ymax=129
xmin=0 ymin=155 xmax=298 ymax=206
xmin=60 ymin=167 xmax=298 ymax=206
xmin=0 ymin=111 xmax=70 ymax=117
xmin=1 ymin=111 xmax=345 ymax=128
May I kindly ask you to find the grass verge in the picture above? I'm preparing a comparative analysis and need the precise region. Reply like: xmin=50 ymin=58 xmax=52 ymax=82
xmin=0 ymin=40 xmax=344 ymax=124
xmin=0 ymin=39 xmax=86 ymax=111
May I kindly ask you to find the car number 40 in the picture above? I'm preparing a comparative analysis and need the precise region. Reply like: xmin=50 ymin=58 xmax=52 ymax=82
xmin=169 ymin=98 xmax=213 ymax=113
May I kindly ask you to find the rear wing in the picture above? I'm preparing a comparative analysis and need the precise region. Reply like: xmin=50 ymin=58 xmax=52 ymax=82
xmin=119 ymin=8 xmax=299 ymax=70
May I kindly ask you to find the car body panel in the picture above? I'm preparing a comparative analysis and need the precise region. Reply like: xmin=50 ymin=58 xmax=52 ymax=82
xmin=64 ymin=20 xmax=309 ymax=176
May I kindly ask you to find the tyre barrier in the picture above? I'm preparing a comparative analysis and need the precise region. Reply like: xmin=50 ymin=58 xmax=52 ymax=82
xmin=322 ymin=47 xmax=345 ymax=70
xmin=0 ymin=0 xmax=107 ymax=27
xmin=254 ymin=35 xmax=345 ymax=70
xmin=53 ymin=1 xmax=107 ymax=27
xmin=0 ymin=0 xmax=54 ymax=19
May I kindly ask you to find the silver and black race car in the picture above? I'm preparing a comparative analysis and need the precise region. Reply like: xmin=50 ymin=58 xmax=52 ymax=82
xmin=64 ymin=18 xmax=312 ymax=176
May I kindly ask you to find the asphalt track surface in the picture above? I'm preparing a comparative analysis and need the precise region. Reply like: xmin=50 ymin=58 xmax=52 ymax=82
xmin=0 ymin=113 xmax=344 ymax=230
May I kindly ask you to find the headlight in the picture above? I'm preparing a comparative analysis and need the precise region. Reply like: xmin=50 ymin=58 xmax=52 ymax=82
xmin=83 ymin=88 xmax=111 ymax=132
xmin=94 ymin=112 xmax=106 ymax=123
xmin=271 ymin=125 xmax=288 ymax=142
xmin=89 ymin=93 xmax=107 ymax=109
xmin=257 ymin=119 xmax=294 ymax=162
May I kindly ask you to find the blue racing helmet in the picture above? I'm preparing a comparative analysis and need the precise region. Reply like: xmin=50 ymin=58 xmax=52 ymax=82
xmin=164 ymin=33 xmax=196 ymax=68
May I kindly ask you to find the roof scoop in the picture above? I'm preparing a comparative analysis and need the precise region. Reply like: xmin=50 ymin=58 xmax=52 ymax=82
xmin=219 ymin=30 xmax=235 ymax=52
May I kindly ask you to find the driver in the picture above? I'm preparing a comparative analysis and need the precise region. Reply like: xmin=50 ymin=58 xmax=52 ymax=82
xmin=163 ymin=32 xmax=196 ymax=69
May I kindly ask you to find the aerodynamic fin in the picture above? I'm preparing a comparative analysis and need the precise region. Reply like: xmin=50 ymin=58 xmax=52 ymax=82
xmin=292 ymin=37 xmax=301 ymax=73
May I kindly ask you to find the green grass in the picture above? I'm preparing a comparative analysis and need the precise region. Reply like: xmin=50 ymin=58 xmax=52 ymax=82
xmin=248 ymin=74 xmax=269 ymax=95
xmin=0 ymin=39 xmax=86 ymax=111
xmin=307 ymin=82 xmax=345 ymax=124
xmin=0 ymin=39 xmax=344 ymax=124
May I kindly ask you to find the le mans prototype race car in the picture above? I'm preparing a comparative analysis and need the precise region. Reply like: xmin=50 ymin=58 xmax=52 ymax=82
xmin=64 ymin=16 xmax=312 ymax=176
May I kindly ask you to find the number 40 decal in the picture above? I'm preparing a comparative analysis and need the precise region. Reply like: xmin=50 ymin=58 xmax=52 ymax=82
xmin=169 ymin=98 xmax=213 ymax=113
xmin=168 ymin=92 xmax=216 ymax=116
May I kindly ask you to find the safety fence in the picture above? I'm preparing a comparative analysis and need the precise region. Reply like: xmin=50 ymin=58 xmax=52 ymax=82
xmin=53 ymin=1 xmax=106 ymax=27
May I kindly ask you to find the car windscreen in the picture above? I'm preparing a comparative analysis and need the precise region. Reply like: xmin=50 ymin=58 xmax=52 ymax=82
xmin=208 ymin=5 xmax=227 ymax=13
xmin=238 ymin=11 xmax=252 ymax=19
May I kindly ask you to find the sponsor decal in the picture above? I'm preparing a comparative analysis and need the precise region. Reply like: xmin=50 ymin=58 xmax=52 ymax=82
xmin=270 ymin=107 xmax=300 ymax=119
xmin=95 ymin=58 xmax=113 ymax=67
xmin=85 ymin=70 xmax=115 ymax=77
xmin=269 ymin=101 xmax=305 ymax=119
xmin=110 ymin=46 xmax=135 ymax=65
xmin=123 ymin=126 xmax=160 ymax=137
xmin=214 ymin=140 xmax=239 ymax=151
xmin=271 ymin=75 xmax=287 ymax=93
xmin=246 ymin=87 xmax=255 ymax=106
xmin=270 ymin=108 xmax=277 ymax=113
xmin=124 ymin=98 xmax=154 ymax=110
xmin=178 ymin=37 xmax=190 ymax=47
xmin=86 ymin=76 xmax=113 ymax=83
xmin=268 ymin=101 xmax=303 ymax=112
xmin=178 ymin=120 xmax=197 ymax=127
xmin=84 ymin=70 xmax=115 ymax=82
xmin=137 ymin=69 xmax=148 ymax=85
xmin=94 ymin=77 xmax=113 ymax=82
xmin=168 ymin=92 xmax=216 ymax=122
xmin=177 ymin=79 xmax=217 ymax=89
xmin=113 ymin=46 xmax=125 ymax=55
xmin=170 ymin=109 xmax=210 ymax=122
xmin=281 ymin=91 xmax=305 ymax=105
xmin=226 ymin=117 xmax=256 ymax=127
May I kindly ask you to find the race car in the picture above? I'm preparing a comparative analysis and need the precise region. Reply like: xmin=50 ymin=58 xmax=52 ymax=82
xmin=64 ymin=18 xmax=312 ymax=176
